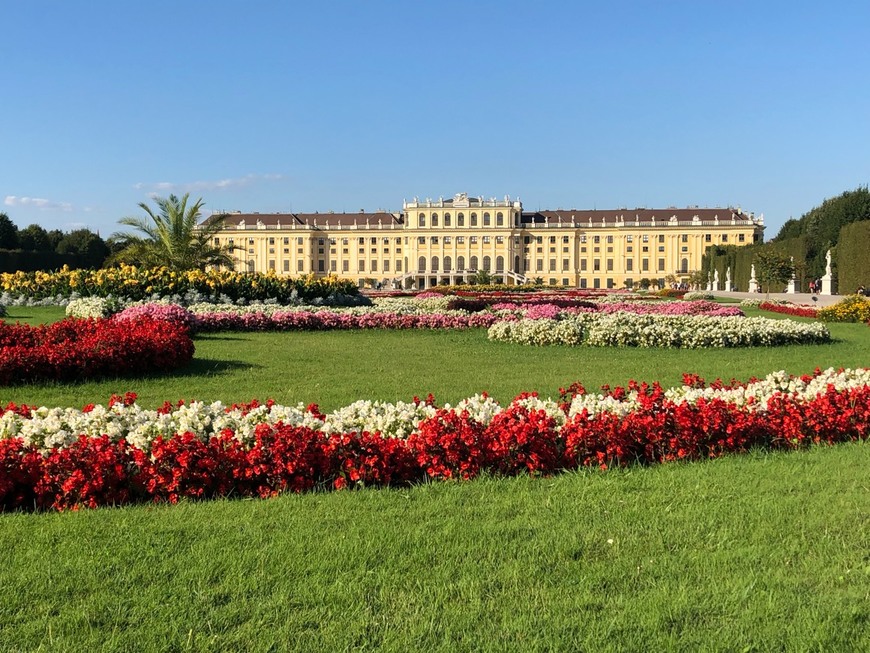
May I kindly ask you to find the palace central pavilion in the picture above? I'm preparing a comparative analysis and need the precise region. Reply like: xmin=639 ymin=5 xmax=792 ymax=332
xmin=206 ymin=192 xmax=764 ymax=289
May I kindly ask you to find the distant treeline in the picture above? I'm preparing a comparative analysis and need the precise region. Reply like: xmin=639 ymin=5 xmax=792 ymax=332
xmin=0 ymin=212 xmax=110 ymax=272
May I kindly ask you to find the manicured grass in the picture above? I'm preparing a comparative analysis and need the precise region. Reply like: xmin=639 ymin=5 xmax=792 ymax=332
xmin=3 ymin=304 xmax=869 ymax=651
xmin=3 ymin=306 xmax=869 ymax=410
xmin=1 ymin=443 xmax=868 ymax=652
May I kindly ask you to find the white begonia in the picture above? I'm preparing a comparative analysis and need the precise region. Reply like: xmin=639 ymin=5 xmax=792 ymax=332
xmin=3 ymin=368 xmax=869 ymax=452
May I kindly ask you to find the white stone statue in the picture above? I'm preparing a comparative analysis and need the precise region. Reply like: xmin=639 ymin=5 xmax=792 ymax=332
xmin=825 ymin=249 xmax=832 ymax=276
xmin=748 ymin=264 xmax=758 ymax=293
xmin=713 ymin=268 xmax=720 ymax=290
xmin=725 ymin=267 xmax=731 ymax=290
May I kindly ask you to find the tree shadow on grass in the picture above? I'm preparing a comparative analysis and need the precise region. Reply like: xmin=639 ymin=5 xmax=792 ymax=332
xmin=152 ymin=357 xmax=258 ymax=381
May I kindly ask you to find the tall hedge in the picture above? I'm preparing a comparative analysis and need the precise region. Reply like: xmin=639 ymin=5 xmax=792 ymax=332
xmin=836 ymin=221 xmax=870 ymax=293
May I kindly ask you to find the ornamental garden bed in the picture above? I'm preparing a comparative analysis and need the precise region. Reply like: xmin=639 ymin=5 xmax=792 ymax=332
xmin=2 ymin=368 xmax=868 ymax=511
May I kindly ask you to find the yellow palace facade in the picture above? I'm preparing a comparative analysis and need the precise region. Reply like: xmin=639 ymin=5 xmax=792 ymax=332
xmin=209 ymin=192 xmax=765 ymax=289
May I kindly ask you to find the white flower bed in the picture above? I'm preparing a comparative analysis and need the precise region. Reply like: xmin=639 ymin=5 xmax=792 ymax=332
xmin=65 ymin=297 xmax=122 ymax=319
xmin=487 ymin=312 xmax=830 ymax=348
xmin=3 ymin=368 xmax=867 ymax=452
xmin=683 ymin=291 xmax=714 ymax=301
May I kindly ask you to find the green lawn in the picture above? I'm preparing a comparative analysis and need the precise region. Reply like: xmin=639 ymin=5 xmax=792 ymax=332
xmin=2 ymin=304 xmax=869 ymax=651
xmin=3 ymin=306 xmax=870 ymax=410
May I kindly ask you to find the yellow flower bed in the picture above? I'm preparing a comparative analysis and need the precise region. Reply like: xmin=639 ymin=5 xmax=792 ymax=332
xmin=0 ymin=265 xmax=357 ymax=302
xmin=817 ymin=294 xmax=870 ymax=323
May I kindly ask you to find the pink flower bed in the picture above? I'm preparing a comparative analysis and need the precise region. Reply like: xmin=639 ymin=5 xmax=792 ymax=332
xmin=597 ymin=300 xmax=744 ymax=317
xmin=193 ymin=310 xmax=504 ymax=332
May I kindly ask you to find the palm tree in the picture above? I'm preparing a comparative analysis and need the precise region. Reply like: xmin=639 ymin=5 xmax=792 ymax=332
xmin=109 ymin=194 xmax=237 ymax=270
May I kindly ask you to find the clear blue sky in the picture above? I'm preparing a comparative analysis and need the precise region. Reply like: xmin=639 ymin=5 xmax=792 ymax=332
xmin=2 ymin=0 xmax=868 ymax=239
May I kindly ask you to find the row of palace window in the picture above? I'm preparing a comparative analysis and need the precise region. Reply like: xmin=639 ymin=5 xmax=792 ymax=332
xmin=220 ymin=231 xmax=746 ymax=250
xmin=418 ymin=212 xmax=516 ymax=227
xmin=412 ymin=256 xmax=692 ymax=274
xmin=267 ymin=259 xmax=407 ymax=273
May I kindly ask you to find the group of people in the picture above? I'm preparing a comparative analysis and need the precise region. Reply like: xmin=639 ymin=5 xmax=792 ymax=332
xmin=808 ymin=279 xmax=823 ymax=294
xmin=857 ymin=285 xmax=870 ymax=297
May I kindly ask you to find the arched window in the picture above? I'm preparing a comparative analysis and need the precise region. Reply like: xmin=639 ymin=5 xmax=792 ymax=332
xmin=431 ymin=213 xmax=438 ymax=227
xmin=470 ymin=213 xmax=478 ymax=226
xmin=444 ymin=212 xmax=451 ymax=226
xmin=457 ymin=256 xmax=465 ymax=271
xmin=457 ymin=213 xmax=465 ymax=226
xmin=431 ymin=256 xmax=439 ymax=272
xmin=470 ymin=255 xmax=479 ymax=270
xmin=483 ymin=256 xmax=491 ymax=271
xmin=496 ymin=256 xmax=504 ymax=272
xmin=514 ymin=255 xmax=520 ymax=272
xmin=496 ymin=212 xmax=504 ymax=226
xmin=418 ymin=213 xmax=425 ymax=227
xmin=247 ymin=260 xmax=255 ymax=273
xmin=444 ymin=256 xmax=452 ymax=272
xmin=681 ymin=258 xmax=689 ymax=273
xmin=418 ymin=256 xmax=426 ymax=272
xmin=483 ymin=212 xmax=491 ymax=226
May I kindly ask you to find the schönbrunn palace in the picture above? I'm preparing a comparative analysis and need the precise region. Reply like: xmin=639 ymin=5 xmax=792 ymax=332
xmin=207 ymin=192 xmax=764 ymax=290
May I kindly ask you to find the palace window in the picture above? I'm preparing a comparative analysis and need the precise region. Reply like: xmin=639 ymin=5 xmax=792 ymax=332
xmin=496 ymin=236 xmax=504 ymax=244
xmin=457 ymin=256 xmax=465 ymax=271
xmin=470 ymin=256 xmax=478 ymax=270
xmin=444 ymin=213 xmax=451 ymax=226
xmin=563 ymin=236 xmax=570 ymax=243
xmin=496 ymin=212 xmax=504 ymax=226
xmin=496 ymin=256 xmax=504 ymax=272
xmin=658 ymin=258 xmax=665 ymax=271
xmin=371 ymin=260 xmax=377 ymax=272
xmin=593 ymin=236 xmax=600 ymax=244
xmin=483 ymin=236 xmax=491 ymax=244
xmin=658 ymin=234 xmax=665 ymax=243
xmin=283 ymin=260 xmax=289 ymax=272
xmin=431 ymin=236 xmax=439 ymax=244
xmin=443 ymin=256 xmax=452 ymax=272
xmin=457 ymin=236 xmax=465 ymax=244
xmin=483 ymin=256 xmax=491 ymax=271
xmin=483 ymin=212 xmax=491 ymax=226
xmin=359 ymin=261 xmax=365 ymax=272
xmin=431 ymin=213 xmax=439 ymax=227
xmin=470 ymin=213 xmax=478 ymax=226
xmin=606 ymin=235 xmax=614 ymax=244
xmin=418 ymin=236 xmax=426 ymax=244
xmin=419 ymin=213 xmax=425 ymax=227
xmin=444 ymin=236 xmax=451 ymax=244
xmin=549 ymin=259 xmax=556 ymax=271
xmin=470 ymin=236 xmax=478 ymax=244
xmin=457 ymin=213 xmax=465 ymax=226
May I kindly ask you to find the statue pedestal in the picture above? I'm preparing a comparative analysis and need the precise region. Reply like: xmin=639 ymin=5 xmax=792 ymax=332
xmin=821 ymin=275 xmax=833 ymax=295
xmin=786 ymin=279 xmax=796 ymax=294
xmin=748 ymin=278 xmax=758 ymax=293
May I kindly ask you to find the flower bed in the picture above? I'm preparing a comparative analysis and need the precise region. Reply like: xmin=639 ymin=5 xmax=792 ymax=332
xmin=758 ymin=301 xmax=819 ymax=318
xmin=488 ymin=313 xmax=831 ymax=348
xmin=0 ymin=317 xmax=194 ymax=385
xmin=193 ymin=308 xmax=503 ymax=332
xmin=817 ymin=295 xmax=870 ymax=323
xmin=0 ymin=265 xmax=358 ymax=303
xmin=1 ymin=368 xmax=868 ymax=510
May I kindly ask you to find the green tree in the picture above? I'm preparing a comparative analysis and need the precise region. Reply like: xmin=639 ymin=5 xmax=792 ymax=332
xmin=0 ymin=212 xmax=18 ymax=249
xmin=18 ymin=224 xmax=52 ymax=251
xmin=754 ymin=247 xmax=794 ymax=296
xmin=110 ymin=194 xmax=237 ymax=271
xmin=56 ymin=229 xmax=110 ymax=268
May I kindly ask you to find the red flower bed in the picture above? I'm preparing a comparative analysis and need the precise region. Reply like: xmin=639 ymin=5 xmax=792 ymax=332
xmin=0 ymin=317 xmax=194 ymax=385
xmin=2 ymin=380 xmax=869 ymax=511
xmin=759 ymin=302 xmax=819 ymax=318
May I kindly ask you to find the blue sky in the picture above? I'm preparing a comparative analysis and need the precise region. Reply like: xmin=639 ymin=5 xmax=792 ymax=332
xmin=2 ymin=1 xmax=868 ymax=239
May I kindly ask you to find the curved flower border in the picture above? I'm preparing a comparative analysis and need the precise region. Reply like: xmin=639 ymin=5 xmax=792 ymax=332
xmin=2 ymin=368 xmax=868 ymax=511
